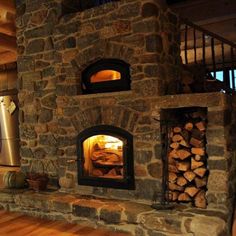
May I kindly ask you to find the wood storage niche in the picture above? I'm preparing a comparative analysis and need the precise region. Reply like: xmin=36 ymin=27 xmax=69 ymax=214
xmin=161 ymin=107 xmax=208 ymax=208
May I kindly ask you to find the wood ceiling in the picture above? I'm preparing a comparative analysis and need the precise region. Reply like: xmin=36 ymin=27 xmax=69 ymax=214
xmin=0 ymin=0 xmax=17 ymax=66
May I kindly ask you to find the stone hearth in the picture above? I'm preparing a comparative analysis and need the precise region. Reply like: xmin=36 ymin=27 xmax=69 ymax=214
xmin=11 ymin=0 xmax=236 ymax=235
xmin=0 ymin=188 xmax=228 ymax=235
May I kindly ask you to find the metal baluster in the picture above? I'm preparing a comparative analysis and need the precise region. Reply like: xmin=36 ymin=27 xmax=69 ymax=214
xmin=193 ymin=28 xmax=197 ymax=63
xmin=185 ymin=24 xmax=188 ymax=64
xmin=221 ymin=43 xmax=225 ymax=70
xmin=202 ymin=33 xmax=206 ymax=66
xmin=231 ymin=47 xmax=235 ymax=92
xmin=211 ymin=37 xmax=216 ymax=79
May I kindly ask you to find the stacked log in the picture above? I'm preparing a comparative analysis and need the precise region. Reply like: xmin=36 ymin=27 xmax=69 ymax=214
xmin=167 ymin=112 xmax=208 ymax=208
xmin=90 ymin=146 xmax=123 ymax=178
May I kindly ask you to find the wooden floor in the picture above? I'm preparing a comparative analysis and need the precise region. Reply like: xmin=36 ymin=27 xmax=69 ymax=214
xmin=0 ymin=211 xmax=130 ymax=236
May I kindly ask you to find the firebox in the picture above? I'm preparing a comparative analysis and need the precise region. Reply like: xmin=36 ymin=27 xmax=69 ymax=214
xmin=81 ymin=59 xmax=131 ymax=94
xmin=77 ymin=125 xmax=135 ymax=189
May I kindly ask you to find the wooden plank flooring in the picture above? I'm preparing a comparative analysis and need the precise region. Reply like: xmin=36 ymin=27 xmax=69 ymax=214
xmin=0 ymin=211 xmax=130 ymax=236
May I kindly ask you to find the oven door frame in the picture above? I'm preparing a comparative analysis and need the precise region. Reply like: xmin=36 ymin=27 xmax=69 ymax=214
xmin=81 ymin=59 xmax=131 ymax=94
xmin=77 ymin=125 xmax=135 ymax=190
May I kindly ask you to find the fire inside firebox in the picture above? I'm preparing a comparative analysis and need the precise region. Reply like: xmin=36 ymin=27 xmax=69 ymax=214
xmin=81 ymin=59 xmax=131 ymax=94
xmin=82 ymin=135 xmax=124 ymax=179
xmin=90 ymin=70 xmax=121 ymax=83
xmin=77 ymin=125 xmax=134 ymax=189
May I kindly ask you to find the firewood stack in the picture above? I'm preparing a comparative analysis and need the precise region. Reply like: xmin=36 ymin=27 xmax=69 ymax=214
xmin=167 ymin=111 xmax=208 ymax=208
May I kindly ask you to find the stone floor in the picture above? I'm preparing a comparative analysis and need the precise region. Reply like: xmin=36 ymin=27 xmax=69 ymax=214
xmin=0 ymin=188 xmax=229 ymax=235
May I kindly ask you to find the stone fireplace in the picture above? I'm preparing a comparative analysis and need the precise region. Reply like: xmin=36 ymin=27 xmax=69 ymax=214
xmin=12 ymin=0 xmax=236 ymax=235
xmin=17 ymin=0 xmax=181 ymax=202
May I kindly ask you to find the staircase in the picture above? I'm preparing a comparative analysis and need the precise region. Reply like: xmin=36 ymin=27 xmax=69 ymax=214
xmin=180 ymin=17 xmax=236 ymax=94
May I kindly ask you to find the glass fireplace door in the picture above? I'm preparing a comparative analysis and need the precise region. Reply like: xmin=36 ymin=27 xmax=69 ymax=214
xmin=83 ymin=135 xmax=124 ymax=179
xmin=77 ymin=125 xmax=134 ymax=189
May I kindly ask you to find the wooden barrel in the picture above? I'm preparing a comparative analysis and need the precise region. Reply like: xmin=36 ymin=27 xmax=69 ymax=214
xmin=3 ymin=171 xmax=26 ymax=189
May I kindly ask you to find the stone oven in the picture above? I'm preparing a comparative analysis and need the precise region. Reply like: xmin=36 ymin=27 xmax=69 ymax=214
xmin=13 ymin=0 xmax=236 ymax=234
xmin=81 ymin=59 xmax=131 ymax=94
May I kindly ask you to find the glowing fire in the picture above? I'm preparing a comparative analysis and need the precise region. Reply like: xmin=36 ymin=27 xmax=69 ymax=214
xmin=103 ymin=136 xmax=122 ymax=149
xmin=82 ymin=135 xmax=124 ymax=178
xmin=90 ymin=70 xmax=121 ymax=83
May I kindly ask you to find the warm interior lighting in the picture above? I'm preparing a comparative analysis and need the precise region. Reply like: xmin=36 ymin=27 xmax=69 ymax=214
xmin=90 ymin=70 xmax=121 ymax=83
xmin=83 ymin=135 xmax=124 ymax=179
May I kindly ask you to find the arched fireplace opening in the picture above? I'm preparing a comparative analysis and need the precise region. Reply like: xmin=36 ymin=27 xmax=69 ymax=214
xmin=77 ymin=125 xmax=135 ymax=189
xmin=81 ymin=59 xmax=131 ymax=94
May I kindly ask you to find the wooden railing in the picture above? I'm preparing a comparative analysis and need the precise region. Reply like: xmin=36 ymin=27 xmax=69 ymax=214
xmin=181 ymin=17 xmax=236 ymax=93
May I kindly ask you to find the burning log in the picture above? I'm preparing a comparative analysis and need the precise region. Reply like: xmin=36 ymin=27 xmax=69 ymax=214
xmin=106 ymin=168 xmax=117 ymax=177
xmin=92 ymin=169 xmax=104 ymax=177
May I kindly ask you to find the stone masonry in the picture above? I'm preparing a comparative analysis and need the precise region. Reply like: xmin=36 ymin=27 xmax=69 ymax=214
xmin=10 ymin=0 xmax=236 ymax=235
xmin=16 ymin=0 xmax=180 ymax=201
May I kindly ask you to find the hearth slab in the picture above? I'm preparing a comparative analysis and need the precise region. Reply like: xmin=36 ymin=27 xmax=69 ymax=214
xmin=0 ymin=188 xmax=228 ymax=236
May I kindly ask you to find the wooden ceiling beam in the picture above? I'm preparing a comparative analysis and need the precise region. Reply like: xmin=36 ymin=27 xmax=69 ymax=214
xmin=0 ymin=0 xmax=16 ymax=14
xmin=0 ymin=33 xmax=16 ymax=52
xmin=0 ymin=51 xmax=17 ymax=65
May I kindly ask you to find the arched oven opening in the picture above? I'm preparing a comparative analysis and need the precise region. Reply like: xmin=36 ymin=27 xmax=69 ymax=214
xmin=81 ymin=59 xmax=131 ymax=94
xmin=77 ymin=125 xmax=134 ymax=189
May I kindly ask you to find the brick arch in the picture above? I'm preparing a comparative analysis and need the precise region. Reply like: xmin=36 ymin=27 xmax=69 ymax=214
xmin=72 ymin=105 xmax=140 ymax=135
xmin=71 ymin=40 xmax=136 ymax=72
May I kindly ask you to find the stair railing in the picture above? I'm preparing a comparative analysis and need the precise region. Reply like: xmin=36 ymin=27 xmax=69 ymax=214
xmin=181 ymin=17 xmax=236 ymax=93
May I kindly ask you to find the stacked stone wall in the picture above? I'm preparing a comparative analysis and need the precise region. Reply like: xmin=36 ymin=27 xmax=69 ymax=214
xmin=14 ymin=1 xmax=236 ymax=233
xmin=15 ymin=0 xmax=180 ymax=201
